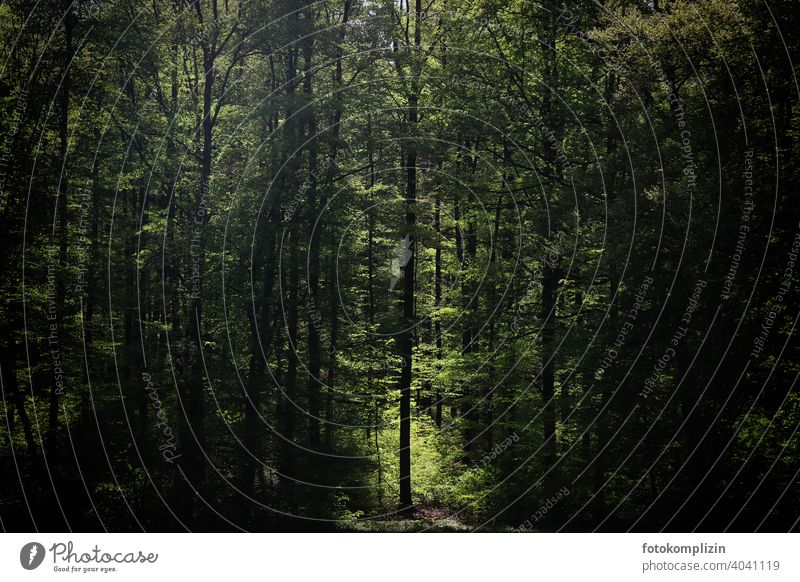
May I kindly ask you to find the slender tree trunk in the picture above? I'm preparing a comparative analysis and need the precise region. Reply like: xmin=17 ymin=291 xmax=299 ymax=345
xmin=399 ymin=123 xmax=416 ymax=509
xmin=303 ymin=25 xmax=321 ymax=448
xmin=458 ymin=144 xmax=479 ymax=451
xmin=485 ymin=187 xmax=504 ymax=451
xmin=398 ymin=0 xmax=422 ymax=510
xmin=539 ymin=4 xmax=561 ymax=472
xmin=593 ymin=69 xmax=618 ymax=517
xmin=320 ymin=0 xmax=350 ymax=452
xmin=365 ymin=114 xmax=381 ymax=488
xmin=280 ymin=41 xmax=300 ymax=482
xmin=324 ymin=272 xmax=337 ymax=450
xmin=541 ymin=264 xmax=557 ymax=467
xmin=181 ymin=41 xmax=214 ymax=508
xmin=47 ymin=1 xmax=73 ymax=459
xmin=240 ymin=174 xmax=280 ymax=506
xmin=434 ymin=186 xmax=443 ymax=428
xmin=82 ymin=159 xmax=100 ymax=418
xmin=285 ymin=234 xmax=299 ymax=449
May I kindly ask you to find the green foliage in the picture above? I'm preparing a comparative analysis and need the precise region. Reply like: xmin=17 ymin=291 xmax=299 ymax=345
xmin=0 ymin=0 xmax=798 ymax=532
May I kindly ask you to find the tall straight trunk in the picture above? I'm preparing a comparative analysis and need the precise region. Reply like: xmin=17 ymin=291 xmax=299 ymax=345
xmin=303 ymin=25 xmax=321 ymax=448
xmin=539 ymin=4 xmax=561 ymax=472
xmin=367 ymin=121 xmax=376 ymax=321
xmin=280 ymin=41 xmax=300 ymax=480
xmin=47 ymin=2 xmax=73 ymax=458
xmin=324 ymin=269 xmax=338 ymax=450
xmin=124 ymin=185 xmax=142 ymax=438
xmin=541 ymin=264 xmax=557 ymax=467
xmin=366 ymin=113 xmax=381 ymax=481
xmin=243 ymin=50 xmax=281 ymax=495
xmin=485 ymin=185 xmax=504 ymax=451
xmin=82 ymin=159 xmax=100 ymax=410
xmin=320 ymin=0 xmax=350 ymax=451
xmin=433 ymin=186 xmax=443 ymax=428
xmin=285 ymin=233 xmax=299 ymax=441
xmin=398 ymin=0 xmax=422 ymax=510
xmin=451 ymin=195 xmax=464 ymax=424
xmin=240 ymin=172 xmax=280 ymax=501
xmin=457 ymin=144 xmax=478 ymax=451
xmin=399 ymin=113 xmax=416 ymax=509
xmin=182 ymin=42 xmax=214 ymax=502
xmin=594 ymin=68 xmax=618 ymax=515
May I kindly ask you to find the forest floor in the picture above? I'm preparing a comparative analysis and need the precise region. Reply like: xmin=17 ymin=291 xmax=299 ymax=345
xmin=340 ymin=505 xmax=513 ymax=532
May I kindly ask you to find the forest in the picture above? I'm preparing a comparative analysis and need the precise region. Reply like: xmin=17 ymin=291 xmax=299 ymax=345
xmin=0 ymin=0 xmax=798 ymax=532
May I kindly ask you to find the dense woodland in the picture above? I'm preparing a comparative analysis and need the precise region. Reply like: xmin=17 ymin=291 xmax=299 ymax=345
xmin=1 ymin=0 xmax=799 ymax=532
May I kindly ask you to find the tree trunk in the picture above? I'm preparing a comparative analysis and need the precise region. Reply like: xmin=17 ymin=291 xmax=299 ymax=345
xmin=181 ymin=41 xmax=214 ymax=508
xmin=47 ymin=1 xmax=73 ymax=460
xmin=541 ymin=263 xmax=557 ymax=467
xmin=398 ymin=0 xmax=422 ymax=510
xmin=434 ymin=186 xmax=443 ymax=428
xmin=539 ymin=2 xmax=562 ymax=473
xmin=279 ymin=40 xmax=300 ymax=482
xmin=399 ymin=117 xmax=416 ymax=509
xmin=303 ymin=24 xmax=322 ymax=448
